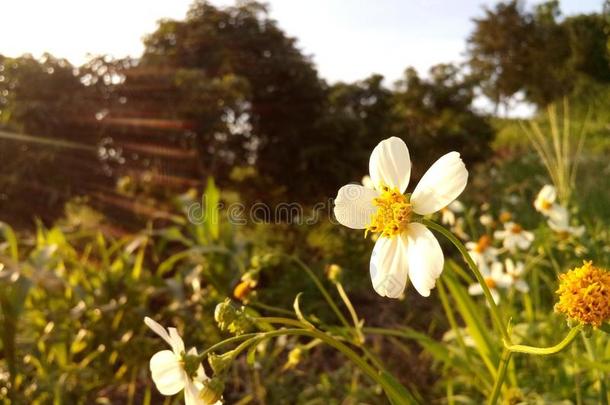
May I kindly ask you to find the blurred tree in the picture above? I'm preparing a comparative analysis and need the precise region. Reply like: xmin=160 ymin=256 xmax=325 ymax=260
xmin=0 ymin=54 xmax=105 ymax=225
xmin=393 ymin=65 xmax=494 ymax=175
xmin=137 ymin=0 xmax=327 ymax=201
xmin=468 ymin=0 xmax=610 ymax=108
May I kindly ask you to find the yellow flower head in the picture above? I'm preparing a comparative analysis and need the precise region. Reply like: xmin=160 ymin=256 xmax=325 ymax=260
xmin=554 ymin=261 xmax=610 ymax=327
xmin=366 ymin=187 xmax=412 ymax=238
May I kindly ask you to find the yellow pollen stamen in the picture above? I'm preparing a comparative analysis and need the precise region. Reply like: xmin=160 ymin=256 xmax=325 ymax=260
xmin=541 ymin=200 xmax=552 ymax=210
xmin=485 ymin=277 xmax=496 ymax=289
xmin=475 ymin=235 xmax=491 ymax=253
xmin=554 ymin=261 xmax=610 ymax=328
xmin=366 ymin=187 xmax=412 ymax=238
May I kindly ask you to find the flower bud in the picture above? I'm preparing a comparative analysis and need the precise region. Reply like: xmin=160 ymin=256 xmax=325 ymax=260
xmin=214 ymin=298 xmax=253 ymax=335
xmin=199 ymin=377 xmax=224 ymax=404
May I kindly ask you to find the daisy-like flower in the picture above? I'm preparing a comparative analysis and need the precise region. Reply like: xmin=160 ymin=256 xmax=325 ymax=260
xmin=468 ymin=262 xmax=511 ymax=304
xmin=494 ymin=222 xmax=534 ymax=252
xmin=555 ymin=261 xmax=610 ymax=327
xmin=465 ymin=235 xmax=497 ymax=272
xmin=547 ymin=206 xmax=585 ymax=238
xmin=144 ymin=317 xmax=220 ymax=405
xmin=504 ymin=258 xmax=529 ymax=293
xmin=440 ymin=200 xmax=464 ymax=226
xmin=534 ymin=185 xmax=557 ymax=215
xmin=333 ymin=137 xmax=468 ymax=298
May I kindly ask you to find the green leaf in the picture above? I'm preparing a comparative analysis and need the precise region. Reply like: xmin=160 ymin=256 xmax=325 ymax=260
xmin=442 ymin=263 xmax=499 ymax=378
xmin=203 ymin=176 xmax=220 ymax=241
xmin=0 ymin=222 xmax=19 ymax=260
xmin=379 ymin=370 xmax=419 ymax=405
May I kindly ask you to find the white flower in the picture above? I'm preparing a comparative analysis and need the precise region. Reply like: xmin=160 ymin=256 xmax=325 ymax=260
xmin=479 ymin=214 xmax=493 ymax=227
xmin=534 ymin=185 xmax=557 ymax=215
xmin=465 ymin=235 xmax=497 ymax=272
xmin=144 ymin=317 xmax=219 ymax=405
xmin=440 ymin=200 xmax=464 ymax=226
xmin=333 ymin=137 xmax=468 ymax=298
xmin=494 ymin=222 xmax=534 ymax=252
xmin=468 ymin=262 xmax=512 ymax=303
xmin=546 ymin=205 xmax=585 ymax=237
xmin=503 ymin=259 xmax=529 ymax=293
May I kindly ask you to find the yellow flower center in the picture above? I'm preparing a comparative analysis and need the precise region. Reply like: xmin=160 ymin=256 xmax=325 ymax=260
xmin=499 ymin=212 xmax=512 ymax=223
xmin=510 ymin=224 xmax=523 ymax=234
xmin=554 ymin=261 xmax=610 ymax=327
xmin=366 ymin=187 xmax=412 ymax=238
xmin=485 ymin=277 xmax=497 ymax=289
xmin=541 ymin=200 xmax=552 ymax=210
xmin=475 ymin=235 xmax=491 ymax=253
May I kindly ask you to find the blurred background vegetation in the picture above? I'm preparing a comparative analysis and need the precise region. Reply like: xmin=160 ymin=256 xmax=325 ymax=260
xmin=0 ymin=0 xmax=608 ymax=403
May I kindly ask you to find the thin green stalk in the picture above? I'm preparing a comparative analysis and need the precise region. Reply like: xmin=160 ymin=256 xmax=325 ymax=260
xmin=285 ymin=255 xmax=352 ymax=330
xmin=336 ymin=282 xmax=365 ymax=343
xmin=487 ymin=349 xmax=512 ymax=405
xmin=206 ymin=327 xmax=413 ymax=404
xmin=422 ymin=219 xmax=511 ymax=344
xmin=249 ymin=301 xmax=295 ymax=316
xmin=505 ymin=324 xmax=582 ymax=355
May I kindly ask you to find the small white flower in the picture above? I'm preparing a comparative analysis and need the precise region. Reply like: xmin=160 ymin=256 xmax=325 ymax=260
xmin=503 ymin=259 xmax=529 ymax=293
xmin=465 ymin=235 xmax=497 ymax=273
xmin=534 ymin=185 xmax=557 ymax=215
xmin=144 ymin=317 xmax=219 ymax=405
xmin=334 ymin=137 xmax=468 ymax=298
xmin=546 ymin=205 xmax=585 ymax=237
xmin=440 ymin=200 xmax=464 ymax=226
xmin=479 ymin=214 xmax=493 ymax=227
xmin=494 ymin=222 xmax=534 ymax=252
xmin=468 ymin=262 xmax=512 ymax=303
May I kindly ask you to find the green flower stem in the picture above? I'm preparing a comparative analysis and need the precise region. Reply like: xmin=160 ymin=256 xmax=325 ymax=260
xmin=422 ymin=219 xmax=511 ymax=345
xmin=285 ymin=255 xmax=352 ymax=331
xmin=487 ymin=349 xmax=512 ymax=405
xmin=505 ymin=324 xmax=583 ymax=355
xmin=335 ymin=282 xmax=366 ymax=343
xmin=255 ymin=316 xmax=386 ymax=371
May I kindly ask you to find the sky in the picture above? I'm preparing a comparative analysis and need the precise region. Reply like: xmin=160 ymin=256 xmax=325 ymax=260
xmin=0 ymin=0 xmax=603 ymax=116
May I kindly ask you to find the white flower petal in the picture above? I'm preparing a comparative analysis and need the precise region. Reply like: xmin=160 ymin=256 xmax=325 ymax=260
xmin=404 ymin=223 xmax=444 ymax=297
xmin=369 ymin=236 xmax=409 ymax=298
xmin=150 ymin=350 xmax=186 ymax=395
xmin=334 ymin=185 xmax=379 ymax=229
xmin=468 ymin=283 xmax=483 ymax=295
xmin=184 ymin=379 xmax=204 ymax=405
xmin=411 ymin=152 xmax=468 ymax=215
xmin=369 ymin=137 xmax=411 ymax=192
xmin=168 ymin=327 xmax=185 ymax=355
xmin=145 ymin=317 xmax=174 ymax=348
xmin=534 ymin=185 xmax=556 ymax=212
